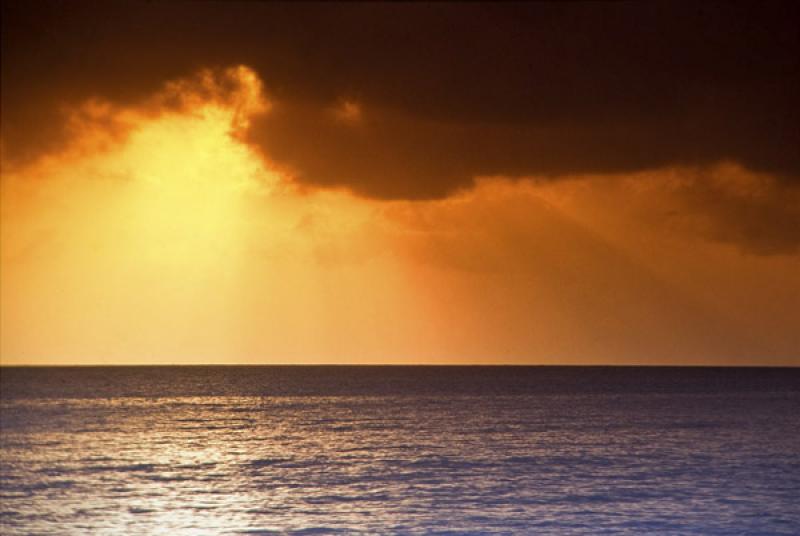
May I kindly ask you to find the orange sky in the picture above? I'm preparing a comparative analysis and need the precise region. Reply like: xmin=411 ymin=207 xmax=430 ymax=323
xmin=1 ymin=66 xmax=798 ymax=365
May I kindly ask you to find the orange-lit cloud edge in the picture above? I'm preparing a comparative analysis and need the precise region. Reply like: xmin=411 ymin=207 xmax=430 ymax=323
xmin=2 ymin=67 xmax=798 ymax=366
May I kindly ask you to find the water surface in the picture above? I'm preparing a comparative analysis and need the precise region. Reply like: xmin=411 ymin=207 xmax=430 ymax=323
xmin=2 ymin=366 xmax=799 ymax=534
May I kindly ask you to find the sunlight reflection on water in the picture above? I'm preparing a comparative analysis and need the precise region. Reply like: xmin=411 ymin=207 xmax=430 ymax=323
xmin=1 ymin=369 xmax=799 ymax=534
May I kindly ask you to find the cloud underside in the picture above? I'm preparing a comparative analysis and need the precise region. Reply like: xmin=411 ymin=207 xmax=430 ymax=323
xmin=245 ymin=97 xmax=798 ymax=201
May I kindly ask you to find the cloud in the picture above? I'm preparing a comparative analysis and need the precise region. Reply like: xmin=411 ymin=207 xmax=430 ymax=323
xmin=242 ymin=94 xmax=800 ymax=200
xmin=3 ymin=2 xmax=799 ymax=195
xmin=1 ymin=65 xmax=266 ymax=173
xmin=526 ymin=164 xmax=800 ymax=256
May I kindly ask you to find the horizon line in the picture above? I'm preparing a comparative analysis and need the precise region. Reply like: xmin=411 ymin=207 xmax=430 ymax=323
xmin=1 ymin=363 xmax=797 ymax=369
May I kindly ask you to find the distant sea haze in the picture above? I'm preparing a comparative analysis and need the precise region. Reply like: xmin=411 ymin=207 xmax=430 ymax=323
xmin=2 ymin=366 xmax=799 ymax=534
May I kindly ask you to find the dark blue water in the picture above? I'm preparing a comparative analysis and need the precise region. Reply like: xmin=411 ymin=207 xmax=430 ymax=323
xmin=2 ymin=367 xmax=799 ymax=534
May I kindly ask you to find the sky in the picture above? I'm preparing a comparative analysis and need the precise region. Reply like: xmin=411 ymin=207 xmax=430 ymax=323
xmin=1 ymin=1 xmax=798 ymax=365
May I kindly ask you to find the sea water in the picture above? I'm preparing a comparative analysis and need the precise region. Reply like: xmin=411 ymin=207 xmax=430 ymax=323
xmin=1 ymin=366 xmax=799 ymax=534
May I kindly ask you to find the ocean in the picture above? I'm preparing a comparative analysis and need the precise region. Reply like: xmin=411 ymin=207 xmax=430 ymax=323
xmin=1 ymin=366 xmax=798 ymax=534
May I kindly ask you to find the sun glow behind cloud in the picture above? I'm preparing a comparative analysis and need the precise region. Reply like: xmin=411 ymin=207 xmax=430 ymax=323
xmin=2 ymin=78 xmax=261 ymax=362
xmin=0 ymin=67 xmax=441 ymax=363
xmin=1 ymin=66 xmax=798 ymax=365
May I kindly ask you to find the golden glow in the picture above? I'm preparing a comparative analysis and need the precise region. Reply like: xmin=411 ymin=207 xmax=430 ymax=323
xmin=1 ymin=97 xmax=267 ymax=362
xmin=2 ymin=67 xmax=798 ymax=365
xmin=0 ymin=67 xmax=441 ymax=364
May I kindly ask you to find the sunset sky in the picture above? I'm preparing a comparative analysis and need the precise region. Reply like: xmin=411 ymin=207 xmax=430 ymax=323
xmin=1 ymin=1 xmax=798 ymax=365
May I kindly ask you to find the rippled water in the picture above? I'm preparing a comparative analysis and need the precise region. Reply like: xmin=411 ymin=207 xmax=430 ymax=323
xmin=1 ymin=367 xmax=799 ymax=534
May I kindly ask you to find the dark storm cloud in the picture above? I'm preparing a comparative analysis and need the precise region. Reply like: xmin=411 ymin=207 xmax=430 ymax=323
xmin=2 ymin=1 xmax=799 ymax=198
